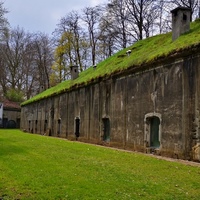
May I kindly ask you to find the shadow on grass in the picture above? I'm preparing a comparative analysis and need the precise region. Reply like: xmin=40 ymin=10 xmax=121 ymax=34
xmin=0 ymin=138 xmax=27 ymax=157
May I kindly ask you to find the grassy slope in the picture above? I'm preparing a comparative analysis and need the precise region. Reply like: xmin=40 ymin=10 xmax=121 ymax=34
xmin=0 ymin=129 xmax=200 ymax=199
xmin=22 ymin=19 xmax=200 ymax=106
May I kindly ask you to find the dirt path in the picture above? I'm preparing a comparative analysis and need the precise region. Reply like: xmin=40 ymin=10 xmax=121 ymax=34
xmin=141 ymin=152 xmax=200 ymax=167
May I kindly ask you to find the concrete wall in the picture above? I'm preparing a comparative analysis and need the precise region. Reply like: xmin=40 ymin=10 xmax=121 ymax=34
xmin=2 ymin=109 xmax=21 ymax=128
xmin=21 ymin=51 xmax=200 ymax=161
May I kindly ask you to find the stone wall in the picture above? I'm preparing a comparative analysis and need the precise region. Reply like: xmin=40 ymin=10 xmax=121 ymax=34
xmin=21 ymin=51 xmax=200 ymax=161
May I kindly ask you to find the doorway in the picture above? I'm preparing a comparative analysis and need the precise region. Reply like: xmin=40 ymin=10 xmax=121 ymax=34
xmin=75 ymin=117 xmax=80 ymax=140
xmin=144 ymin=113 xmax=161 ymax=150
xmin=102 ymin=118 xmax=110 ymax=142
xmin=149 ymin=116 xmax=160 ymax=148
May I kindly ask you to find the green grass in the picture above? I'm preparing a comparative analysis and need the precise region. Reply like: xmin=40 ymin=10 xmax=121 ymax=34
xmin=0 ymin=129 xmax=200 ymax=199
xmin=21 ymin=19 xmax=200 ymax=106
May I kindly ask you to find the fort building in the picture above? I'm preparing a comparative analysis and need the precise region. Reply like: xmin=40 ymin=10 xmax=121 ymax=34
xmin=20 ymin=8 xmax=200 ymax=162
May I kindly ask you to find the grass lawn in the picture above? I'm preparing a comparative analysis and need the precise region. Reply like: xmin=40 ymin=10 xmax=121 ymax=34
xmin=0 ymin=129 xmax=200 ymax=200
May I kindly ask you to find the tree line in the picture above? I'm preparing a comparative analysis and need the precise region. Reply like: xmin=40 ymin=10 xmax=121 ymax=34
xmin=0 ymin=0 xmax=199 ymax=102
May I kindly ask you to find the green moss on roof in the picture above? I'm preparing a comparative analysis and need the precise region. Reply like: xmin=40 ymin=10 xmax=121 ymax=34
xmin=22 ymin=19 xmax=200 ymax=106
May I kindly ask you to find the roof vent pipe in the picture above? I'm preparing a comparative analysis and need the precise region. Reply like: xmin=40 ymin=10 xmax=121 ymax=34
xmin=171 ymin=7 xmax=191 ymax=41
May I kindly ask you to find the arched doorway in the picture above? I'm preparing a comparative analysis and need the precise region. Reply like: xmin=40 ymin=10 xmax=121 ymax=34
xmin=7 ymin=120 xmax=17 ymax=128
xmin=144 ymin=113 xmax=162 ymax=150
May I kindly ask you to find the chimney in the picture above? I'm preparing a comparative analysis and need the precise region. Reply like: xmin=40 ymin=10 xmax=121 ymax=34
xmin=39 ymin=86 xmax=44 ymax=93
xmin=70 ymin=66 xmax=79 ymax=80
xmin=171 ymin=7 xmax=191 ymax=41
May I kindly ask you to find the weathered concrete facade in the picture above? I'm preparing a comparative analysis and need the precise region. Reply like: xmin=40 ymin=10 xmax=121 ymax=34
xmin=21 ymin=48 xmax=200 ymax=161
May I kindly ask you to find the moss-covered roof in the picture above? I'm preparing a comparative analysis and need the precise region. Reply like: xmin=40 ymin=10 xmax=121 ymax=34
xmin=21 ymin=19 xmax=200 ymax=106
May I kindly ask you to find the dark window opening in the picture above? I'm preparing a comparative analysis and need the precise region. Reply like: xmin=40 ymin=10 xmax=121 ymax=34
xmin=29 ymin=120 xmax=31 ymax=131
xmin=44 ymin=120 xmax=48 ymax=132
xmin=183 ymin=13 xmax=187 ymax=20
xmin=102 ymin=118 xmax=110 ymax=142
xmin=75 ymin=117 xmax=80 ymax=140
xmin=150 ymin=117 xmax=160 ymax=148
xmin=57 ymin=118 xmax=61 ymax=136
xmin=35 ymin=120 xmax=38 ymax=133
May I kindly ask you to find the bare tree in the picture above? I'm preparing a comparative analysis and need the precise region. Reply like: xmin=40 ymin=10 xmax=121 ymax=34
xmin=32 ymin=33 xmax=53 ymax=91
xmin=98 ymin=16 xmax=117 ymax=58
xmin=52 ymin=11 xmax=89 ymax=84
xmin=0 ymin=27 xmax=33 ymax=101
xmin=104 ymin=0 xmax=130 ymax=48
xmin=154 ymin=0 xmax=173 ymax=34
xmin=0 ymin=1 xmax=9 ymax=39
xmin=22 ymin=41 xmax=37 ymax=99
xmin=0 ymin=27 xmax=53 ymax=100
xmin=82 ymin=6 xmax=103 ymax=66
xmin=0 ymin=1 xmax=9 ymax=96
xmin=0 ymin=48 xmax=8 ymax=95
xmin=124 ymin=0 xmax=159 ymax=40
xmin=59 ymin=11 xmax=86 ymax=72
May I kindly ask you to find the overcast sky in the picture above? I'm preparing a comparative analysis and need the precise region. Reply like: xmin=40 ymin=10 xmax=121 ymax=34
xmin=4 ymin=0 xmax=108 ymax=35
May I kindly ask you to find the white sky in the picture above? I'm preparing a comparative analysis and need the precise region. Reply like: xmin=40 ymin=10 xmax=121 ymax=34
xmin=3 ymin=0 xmax=108 ymax=35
